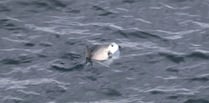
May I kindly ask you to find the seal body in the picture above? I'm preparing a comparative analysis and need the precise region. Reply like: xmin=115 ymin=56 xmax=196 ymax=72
xmin=85 ymin=42 xmax=120 ymax=64
xmin=91 ymin=45 xmax=109 ymax=61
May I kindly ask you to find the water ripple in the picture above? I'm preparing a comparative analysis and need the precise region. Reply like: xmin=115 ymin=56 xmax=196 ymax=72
xmin=184 ymin=99 xmax=209 ymax=103
xmin=193 ymin=21 xmax=209 ymax=29
xmin=0 ymin=48 xmax=43 ymax=53
xmin=188 ymin=74 xmax=209 ymax=82
xmin=158 ymin=49 xmax=209 ymax=63
xmin=0 ymin=78 xmax=69 ymax=89
xmin=25 ymin=24 xmax=90 ymax=35
xmin=145 ymin=86 xmax=195 ymax=95
xmin=0 ymin=0 xmax=209 ymax=102
xmin=2 ymin=96 xmax=24 ymax=103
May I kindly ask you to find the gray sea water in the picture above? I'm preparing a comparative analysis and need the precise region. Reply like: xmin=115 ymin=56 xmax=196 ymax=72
xmin=1 ymin=0 xmax=209 ymax=103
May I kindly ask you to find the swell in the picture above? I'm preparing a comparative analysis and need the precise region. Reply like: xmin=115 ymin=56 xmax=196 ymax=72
xmin=117 ymin=29 xmax=169 ymax=44
xmin=0 ymin=3 xmax=10 ymax=12
xmin=158 ymin=50 xmax=209 ymax=63
xmin=92 ymin=5 xmax=115 ymax=16
xmin=184 ymin=98 xmax=209 ymax=103
xmin=0 ymin=55 xmax=33 ymax=65
xmin=16 ymin=0 xmax=66 ymax=9
xmin=3 ymin=0 xmax=66 ymax=13
xmin=0 ymin=18 xmax=23 ymax=31
xmin=188 ymin=74 xmax=209 ymax=82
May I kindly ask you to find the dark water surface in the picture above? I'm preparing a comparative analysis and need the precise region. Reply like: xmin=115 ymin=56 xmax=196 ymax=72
xmin=1 ymin=0 xmax=209 ymax=103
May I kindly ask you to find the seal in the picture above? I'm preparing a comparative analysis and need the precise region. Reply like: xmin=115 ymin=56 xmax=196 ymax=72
xmin=85 ymin=42 xmax=121 ymax=65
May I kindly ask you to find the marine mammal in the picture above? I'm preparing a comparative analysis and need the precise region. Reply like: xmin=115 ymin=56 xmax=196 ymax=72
xmin=85 ymin=42 xmax=121 ymax=65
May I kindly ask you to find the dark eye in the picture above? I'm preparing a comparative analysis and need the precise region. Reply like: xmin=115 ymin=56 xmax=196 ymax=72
xmin=108 ymin=51 xmax=111 ymax=55
xmin=111 ymin=44 xmax=113 ymax=47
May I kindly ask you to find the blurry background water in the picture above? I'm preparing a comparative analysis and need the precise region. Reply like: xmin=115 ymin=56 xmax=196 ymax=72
xmin=1 ymin=0 xmax=209 ymax=103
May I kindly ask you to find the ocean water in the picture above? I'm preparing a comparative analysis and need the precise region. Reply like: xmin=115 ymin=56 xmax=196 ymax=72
xmin=1 ymin=0 xmax=209 ymax=103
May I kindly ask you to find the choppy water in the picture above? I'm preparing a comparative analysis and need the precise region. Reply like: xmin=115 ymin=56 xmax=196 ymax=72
xmin=1 ymin=0 xmax=209 ymax=103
